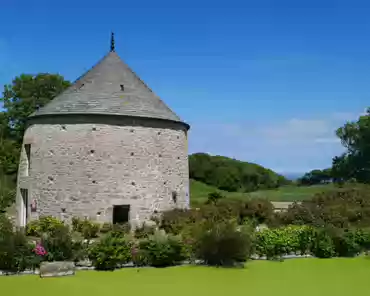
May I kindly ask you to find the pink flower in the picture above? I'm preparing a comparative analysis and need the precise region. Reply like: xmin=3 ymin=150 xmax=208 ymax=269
xmin=33 ymin=244 xmax=47 ymax=256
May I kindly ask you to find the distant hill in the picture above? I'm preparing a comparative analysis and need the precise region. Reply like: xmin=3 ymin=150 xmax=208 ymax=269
xmin=189 ymin=153 xmax=291 ymax=193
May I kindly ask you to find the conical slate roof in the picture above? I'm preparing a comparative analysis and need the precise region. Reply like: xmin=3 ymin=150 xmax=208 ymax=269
xmin=30 ymin=46 xmax=185 ymax=126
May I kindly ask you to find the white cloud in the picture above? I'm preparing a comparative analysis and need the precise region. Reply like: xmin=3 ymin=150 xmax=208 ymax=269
xmin=188 ymin=112 xmax=364 ymax=173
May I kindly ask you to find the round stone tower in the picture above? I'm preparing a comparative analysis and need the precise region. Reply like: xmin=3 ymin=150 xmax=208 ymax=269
xmin=15 ymin=34 xmax=190 ymax=227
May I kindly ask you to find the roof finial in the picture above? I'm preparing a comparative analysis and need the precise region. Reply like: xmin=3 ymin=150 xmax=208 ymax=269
xmin=110 ymin=32 xmax=115 ymax=52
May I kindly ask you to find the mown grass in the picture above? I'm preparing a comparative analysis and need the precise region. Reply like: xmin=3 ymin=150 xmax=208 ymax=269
xmin=1 ymin=258 xmax=369 ymax=296
xmin=190 ymin=179 xmax=334 ymax=204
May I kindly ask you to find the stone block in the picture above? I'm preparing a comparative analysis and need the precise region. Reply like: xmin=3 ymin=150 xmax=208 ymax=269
xmin=39 ymin=261 xmax=75 ymax=278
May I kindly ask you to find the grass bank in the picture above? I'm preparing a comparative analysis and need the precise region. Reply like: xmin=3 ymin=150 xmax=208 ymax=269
xmin=190 ymin=179 xmax=334 ymax=204
xmin=1 ymin=258 xmax=369 ymax=296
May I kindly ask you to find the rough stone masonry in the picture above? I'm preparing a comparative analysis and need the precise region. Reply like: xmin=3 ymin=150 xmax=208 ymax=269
xmin=15 ymin=34 xmax=190 ymax=227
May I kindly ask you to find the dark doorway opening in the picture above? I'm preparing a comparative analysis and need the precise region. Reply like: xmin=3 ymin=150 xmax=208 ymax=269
xmin=113 ymin=205 xmax=130 ymax=224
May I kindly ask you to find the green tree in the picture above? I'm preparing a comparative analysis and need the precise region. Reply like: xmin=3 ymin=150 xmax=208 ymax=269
xmin=332 ymin=109 xmax=370 ymax=183
xmin=1 ymin=73 xmax=71 ymax=144
xmin=189 ymin=153 xmax=290 ymax=192
xmin=298 ymin=168 xmax=332 ymax=185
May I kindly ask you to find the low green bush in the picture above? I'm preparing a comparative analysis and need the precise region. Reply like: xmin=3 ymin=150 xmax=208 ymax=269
xmin=26 ymin=216 xmax=64 ymax=237
xmin=71 ymin=217 xmax=100 ymax=239
xmin=134 ymin=223 xmax=156 ymax=239
xmin=195 ymin=220 xmax=253 ymax=266
xmin=255 ymin=225 xmax=314 ymax=259
xmin=88 ymin=233 xmax=132 ymax=270
xmin=137 ymin=230 xmax=186 ymax=267
xmin=100 ymin=222 xmax=113 ymax=234
xmin=111 ymin=223 xmax=131 ymax=236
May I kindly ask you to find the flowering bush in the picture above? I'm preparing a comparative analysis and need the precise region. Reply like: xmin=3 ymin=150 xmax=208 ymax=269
xmin=33 ymin=243 xmax=47 ymax=256
xmin=0 ymin=215 xmax=38 ymax=272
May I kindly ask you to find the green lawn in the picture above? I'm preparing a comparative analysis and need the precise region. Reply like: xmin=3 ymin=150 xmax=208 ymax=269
xmin=1 ymin=258 xmax=369 ymax=296
xmin=190 ymin=179 xmax=334 ymax=204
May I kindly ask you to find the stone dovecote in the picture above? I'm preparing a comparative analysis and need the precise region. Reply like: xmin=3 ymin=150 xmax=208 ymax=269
xmin=15 ymin=34 xmax=190 ymax=227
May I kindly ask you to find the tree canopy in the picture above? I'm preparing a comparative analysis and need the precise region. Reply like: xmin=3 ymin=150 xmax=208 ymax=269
xmin=297 ymin=168 xmax=332 ymax=186
xmin=189 ymin=153 xmax=290 ymax=192
xmin=331 ymin=109 xmax=370 ymax=183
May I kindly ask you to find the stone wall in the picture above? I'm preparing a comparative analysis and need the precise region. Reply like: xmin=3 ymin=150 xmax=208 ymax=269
xmin=16 ymin=114 xmax=189 ymax=227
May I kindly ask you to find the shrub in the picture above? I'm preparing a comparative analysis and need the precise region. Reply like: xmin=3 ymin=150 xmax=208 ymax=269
xmin=137 ymin=230 xmax=186 ymax=267
xmin=71 ymin=217 xmax=100 ymax=239
xmin=81 ymin=221 xmax=100 ymax=240
xmin=280 ymin=186 xmax=370 ymax=228
xmin=195 ymin=220 xmax=253 ymax=266
xmin=310 ymin=228 xmax=336 ymax=258
xmin=159 ymin=208 xmax=201 ymax=235
xmin=88 ymin=233 xmax=132 ymax=270
xmin=100 ymin=222 xmax=113 ymax=234
xmin=26 ymin=216 xmax=64 ymax=237
xmin=352 ymin=228 xmax=370 ymax=251
xmin=72 ymin=217 xmax=83 ymax=232
xmin=111 ymin=223 xmax=131 ymax=236
xmin=206 ymin=191 xmax=225 ymax=204
xmin=0 ymin=215 xmax=37 ymax=272
xmin=134 ymin=223 xmax=156 ymax=239
xmin=255 ymin=226 xmax=314 ymax=259
xmin=240 ymin=198 xmax=274 ymax=225
xmin=41 ymin=224 xmax=76 ymax=261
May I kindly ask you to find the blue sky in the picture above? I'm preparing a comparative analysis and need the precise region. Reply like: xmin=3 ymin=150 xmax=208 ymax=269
xmin=0 ymin=0 xmax=368 ymax=173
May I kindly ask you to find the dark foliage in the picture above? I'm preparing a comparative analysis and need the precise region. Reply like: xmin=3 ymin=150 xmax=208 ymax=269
xmin=137 ymin=232 xmax=186 ymax=267
xmin=0 ymin=215 xmax=37 ymax=272
xmin=279 ymin=185 xmax=370 ymax=228
xmin=159 ymin=199 xmax=275 ymax=235
xmin=206 ymin=191 xmax=225 ymax=204
xmin=297 ymin=168 xmax=332 ymax=185
xmin=194 ymin=220 xmax=253 ymax=266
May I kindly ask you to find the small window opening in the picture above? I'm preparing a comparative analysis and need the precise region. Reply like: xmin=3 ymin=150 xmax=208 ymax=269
xmin=20 ymin=188 xmax=29 ymax=226
xmin=92 ymin=127 xmax=97 ymax=131
xmin=172 ymin=191 xmax=178 ymax=204
xmin=131 ymin=181 xmax=136 ymax=186
xmin=130 ymin=152 xmax=134 ymax=156
xmin=61 ymin=125 xmax=66 ymax=130
xmin=130 ymin=129 xmax=134 ymax=133
xmin=79 ymin=83 xmax=85 ymax=89
xmin=159 ymin=154 xmax=162 ymax=158
xmin=61 ymin=208 xmax=66 ymax=213
xmin=120 ymin=84 xmax=124 ymax=91
xmin=25 ymin=144 xmax=31 ymax=175
xmin=90 ymin=149 xmax=95 ymax=154
xmin=48 ymin=176 xmax=54 ymax=181
xmin=113 ymin=205 xmax=130 ymax=224
xmin=92 ymin=180 xmax=97 ymax=184
xmin=158 ymin=132 xmax=161 ymax=135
